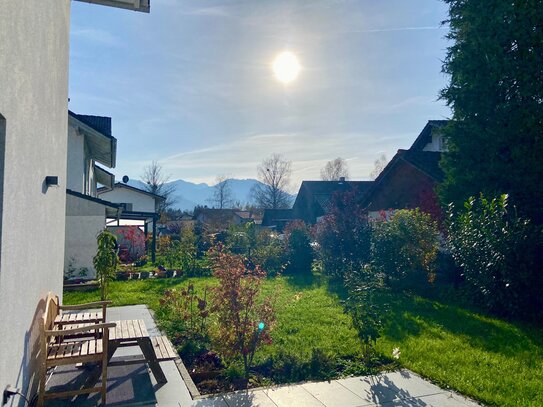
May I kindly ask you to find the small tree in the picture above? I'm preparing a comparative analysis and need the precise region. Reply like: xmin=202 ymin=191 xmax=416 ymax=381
xmin=251 ymin=154 xmax=292 ymax=209
xmin=210 ymin=248 xmax=276 ymax=379
xmin=93 ymin=230 xmax=119 ymax=301
xmin=179 ymin=225 xmax=198 ymax=274
xmin=207 ymin=174 xmax=235 ymax=209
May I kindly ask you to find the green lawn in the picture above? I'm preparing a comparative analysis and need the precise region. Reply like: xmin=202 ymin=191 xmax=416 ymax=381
xmin=64 ymin=276 xmax=543 ymax=407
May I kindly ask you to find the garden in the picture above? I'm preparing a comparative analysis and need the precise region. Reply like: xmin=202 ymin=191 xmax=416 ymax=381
xmin=66 ymin=190 xmax=543 ymax=407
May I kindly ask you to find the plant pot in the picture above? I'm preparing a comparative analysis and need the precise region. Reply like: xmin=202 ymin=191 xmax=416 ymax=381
xmin=130 ymin=272 xmax=140 ymax=280
xmin=175 ymin=270 xmax=183 ymax=278
xmin=117 ymin=273 xmax=130 ymax=281
xmin=165 ymin=270 xmax=175 ymax=278
xmin=140 ymin=271 xmax=150 ymax=279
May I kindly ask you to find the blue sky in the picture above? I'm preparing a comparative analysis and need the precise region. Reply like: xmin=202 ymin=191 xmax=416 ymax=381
xmin=69 ymin=0 xmax=451 ymax=188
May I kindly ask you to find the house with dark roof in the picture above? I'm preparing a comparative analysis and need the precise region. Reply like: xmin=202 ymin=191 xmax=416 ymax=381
xmin=262 ymin=178 xmax=374 ymax=231
xmin=361 ymin=120 xmax=448 ymax=220
xmin=293 ymin=179 xmax=374 ymax=224
xmin=65 ymin=111 xmax=122 ymax=278
xmin=261 ymin=208 xmax=296 ymax=231
xmin=194 ymin=208 xmax=261 ymax=231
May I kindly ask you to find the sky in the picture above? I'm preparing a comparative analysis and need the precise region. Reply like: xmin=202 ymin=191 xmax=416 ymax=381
xmin=69 ymin=0 xmax=451 ymax=189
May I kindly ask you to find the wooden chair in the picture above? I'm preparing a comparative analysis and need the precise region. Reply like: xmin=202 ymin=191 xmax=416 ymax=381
xmin=38 ymin=293 xmax=116 ymax=406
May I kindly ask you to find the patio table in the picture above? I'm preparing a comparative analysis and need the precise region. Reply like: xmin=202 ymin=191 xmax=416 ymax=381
xmin=106 ymin=319 xmax=177 ymax=384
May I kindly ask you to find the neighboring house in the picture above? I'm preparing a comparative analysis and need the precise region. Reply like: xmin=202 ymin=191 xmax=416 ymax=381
xmin=98 ymin=182 xmax=164 ymax=262
xmin=293 ymin=179 xmax=374 ymax=224
xmin=194 ymin=208 xmax=262 ymax=231
xmin=65 ymin=111 xmax=120 ymax=278
xmin=262 ymin=179 xmax=374 ymax=230
xmin=0 ymin=0 xmax=149 ymax=402
xmin=362 ymin=120 xmax=447 ymax=220
xmin=158 ymin=216 xmax=196 ymax=236
xmin=261 ymin=209 xmax=296 ymax=232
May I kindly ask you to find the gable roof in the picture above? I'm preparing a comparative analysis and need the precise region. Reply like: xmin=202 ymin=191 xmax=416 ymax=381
xmin=97 ymin=182 xmax=165 ymax=201
xmin=68 ymin=110 xmax=117 ymax=168
xmin=400 ymin=149 xmax=444 ymax=181
xmin=69 ymin=111 xmax=112 ymax=138
xmin=410 ymin=120 xmax=449 ymax=151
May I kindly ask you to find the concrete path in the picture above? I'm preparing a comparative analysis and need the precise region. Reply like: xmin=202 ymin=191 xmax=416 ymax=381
xmin=104 ymin=305 xmax=479 ymax=407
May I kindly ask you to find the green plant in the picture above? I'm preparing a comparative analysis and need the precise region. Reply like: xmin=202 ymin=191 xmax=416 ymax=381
xmin=93 ymin=230 xmax=119 ymax=300
xmin=447 ymin=194 xmax=543 ymax=316
xmin=160 ymin=282 xmax=209 ymax=338
xmin=372 ymin=209 xmax=440 ymax=286
xmin=344 ymin=265 xmax=387 ymax=361
xmin=284 ymin=221 xmax=313 ymax=274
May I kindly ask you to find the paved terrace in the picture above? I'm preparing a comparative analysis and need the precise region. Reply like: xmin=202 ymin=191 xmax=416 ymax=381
xmin=45 ymin=305 xmax=479 ymax=407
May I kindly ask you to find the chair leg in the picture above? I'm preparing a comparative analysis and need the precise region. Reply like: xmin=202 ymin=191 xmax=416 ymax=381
xmin=100 ymin=353 xmax=108 ymax=404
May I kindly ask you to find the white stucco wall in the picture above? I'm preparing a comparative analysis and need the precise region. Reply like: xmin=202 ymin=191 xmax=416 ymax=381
xmin=64 ymin=194 xmax=107 ymax=279
xmin=0 ymin=1 xmax=70 ymax=403
xmin=99 ymin=186 xmax=157 ymax=212
xmin=66 ymin=123 xmax=86 ymax=193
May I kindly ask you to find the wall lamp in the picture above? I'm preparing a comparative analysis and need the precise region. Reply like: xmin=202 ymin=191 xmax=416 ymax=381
xmin=45 ymin=176 xmax=59 ymax=187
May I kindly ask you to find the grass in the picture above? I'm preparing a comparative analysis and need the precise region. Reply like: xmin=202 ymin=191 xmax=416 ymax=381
xmin=64 ymin=275 xmax=543 ymax=406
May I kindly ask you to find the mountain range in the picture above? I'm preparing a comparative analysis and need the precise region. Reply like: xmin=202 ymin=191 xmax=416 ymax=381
xmin=127 ymin=178 xmax=286 ymax=211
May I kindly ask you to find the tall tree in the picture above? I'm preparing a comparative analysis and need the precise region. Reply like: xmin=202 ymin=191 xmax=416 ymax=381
xmin=439 ymin=0 xmax=543 ymax=222
xmin=321 ymin=157 xmax=350 ymax=181
xmin=369 ymin=154 xmax=387 ymax=180
xmin=141 ymin=160 xmax=176 ymax=215
xmin=252 ymin=154 xmax=292 ymax=209
xmin=207 ymin=174 xmax=235 ymax=209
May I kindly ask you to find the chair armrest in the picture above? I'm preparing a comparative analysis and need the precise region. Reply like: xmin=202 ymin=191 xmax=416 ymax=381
xmin=45 ymin=322 xmax=116 ymax=337
xmin=59 ymin=301 xmax=112 ymax=310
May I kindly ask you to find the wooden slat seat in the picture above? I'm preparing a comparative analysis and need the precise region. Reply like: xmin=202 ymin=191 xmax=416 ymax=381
xmin=150 ymin=336 xmax=178 ymax=361
xmin=46 ymin=339 xmax=103 ymax=365
xmin=55 ymin=311 xmax=103 ymax=325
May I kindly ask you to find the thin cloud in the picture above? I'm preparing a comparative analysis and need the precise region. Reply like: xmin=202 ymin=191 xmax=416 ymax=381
xmin=71 ymin=28 xmax=121 ymax=47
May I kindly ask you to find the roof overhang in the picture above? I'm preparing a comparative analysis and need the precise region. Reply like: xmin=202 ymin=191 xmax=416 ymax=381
xmin=74 ymin=0 xmax=150 ymax=13
xmin=95 ymin=165 xmax=115 ymax=189
xmin=69 ymin=115 xmax=117 ymax=168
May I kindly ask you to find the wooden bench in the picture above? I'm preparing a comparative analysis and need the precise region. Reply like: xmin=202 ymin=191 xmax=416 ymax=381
xmin=38 ymin=293 xmax=116 ymax=407
xmin=51 ymin=294 xmax=111 ymax=333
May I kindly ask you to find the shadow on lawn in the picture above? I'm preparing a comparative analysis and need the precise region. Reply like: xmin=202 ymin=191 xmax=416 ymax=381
xmin=382 ymin=291 xmax=543 ymax=357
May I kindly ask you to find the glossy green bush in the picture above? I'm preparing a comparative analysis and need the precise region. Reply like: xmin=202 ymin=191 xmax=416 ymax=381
xmin=447 ymin=194 xmax=543 ymax=316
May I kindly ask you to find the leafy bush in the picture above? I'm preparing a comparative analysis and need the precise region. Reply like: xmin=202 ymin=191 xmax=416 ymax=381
xmin=447 ymin=194 xmax=543 ymax=316
xmin=251 ymin=232 xmax=286 ymax=276
xmin=284 ymin=220 xmax=313 ymax=274
xmin=227 ymin=223 xmax=286 ymax=276
xmin=372 ymin=209 xmax=440 ymax=286
xmin=314 ymin=190 xmax=372 ymax=280
xmin=210 ymin=247 xmax=276 ymax=377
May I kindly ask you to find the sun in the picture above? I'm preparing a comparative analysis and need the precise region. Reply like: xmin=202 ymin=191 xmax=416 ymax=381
xmin=272 ymin=51 xmax=301 ymax=84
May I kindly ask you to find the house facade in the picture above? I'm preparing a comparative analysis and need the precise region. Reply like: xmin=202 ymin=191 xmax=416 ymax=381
xmin=362 ymin=120 xmax=447 ymax=220
xmin=0 ymin=0 xmax=149 ymax=402
xmin=65 ymin=112 xmax=120 ymax=278
xmin=98 ymin=182 xmax=163 ymax=262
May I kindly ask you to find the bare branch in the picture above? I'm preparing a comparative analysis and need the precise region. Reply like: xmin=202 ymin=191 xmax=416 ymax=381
xmin=321 ymin=157 xmax=350 ymax=181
